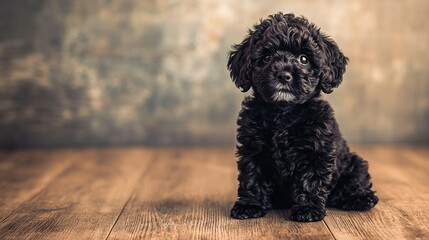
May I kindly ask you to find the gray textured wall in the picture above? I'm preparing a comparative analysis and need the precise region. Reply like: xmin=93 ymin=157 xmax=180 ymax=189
xmin=1 ymin=0 xmax=428 ymax=147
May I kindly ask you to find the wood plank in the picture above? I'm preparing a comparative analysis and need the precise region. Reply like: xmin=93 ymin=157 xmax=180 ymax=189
xmin=0 ymin=150 xmax=76 ymax=211
xmin=0 ymin=150 xmax=77 ymax=229
xmin=323 ymin=146 xmax=429 ymax=240
xmin=0 ymin=148 xmax=153 ymax=240
xmin=107 ymin=148 xmax=334 ymax=240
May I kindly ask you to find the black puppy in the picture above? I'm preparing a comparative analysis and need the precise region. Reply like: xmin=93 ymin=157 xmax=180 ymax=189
xmin=228 ymin=13 xmax=378 ymax=222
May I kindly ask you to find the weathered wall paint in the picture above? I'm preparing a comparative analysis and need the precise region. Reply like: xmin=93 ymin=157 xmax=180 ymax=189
xmin=0 ymin=0 xmax=428 ymax=147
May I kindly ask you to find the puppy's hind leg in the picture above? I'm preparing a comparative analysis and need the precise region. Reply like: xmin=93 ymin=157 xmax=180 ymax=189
xmin=327 ymin=153 xmax=378 ymax=211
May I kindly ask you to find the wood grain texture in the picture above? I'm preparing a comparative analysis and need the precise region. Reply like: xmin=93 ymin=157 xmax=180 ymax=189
xmin=0 ymin=146 xmax=428 ymax=239
xmin=0 ymin=150 xmax=77 ymax=228
xmin=0 ymin=150 xmax=82 ymax=209
xmin=0 ymin=148 xmax=153 ymax=239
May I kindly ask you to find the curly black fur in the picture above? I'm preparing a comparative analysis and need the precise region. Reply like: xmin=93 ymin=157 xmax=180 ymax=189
xmin=228 ymin=13 xmax=378 ymax=222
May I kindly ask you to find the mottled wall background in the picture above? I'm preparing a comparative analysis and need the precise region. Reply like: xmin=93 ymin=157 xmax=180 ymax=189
xmin=0 ymin=0 xmax=428 ymax=147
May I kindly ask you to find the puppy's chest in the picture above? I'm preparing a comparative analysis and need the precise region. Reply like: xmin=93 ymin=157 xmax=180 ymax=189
xmin=261 ymin=110 xmax=312 ymax=174
xmin=263 ymin=109 xmax=307 ymax=145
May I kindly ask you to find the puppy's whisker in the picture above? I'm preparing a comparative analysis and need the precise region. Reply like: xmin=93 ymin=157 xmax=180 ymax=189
xmin=272 ymin=91 xmax=295 ymax=102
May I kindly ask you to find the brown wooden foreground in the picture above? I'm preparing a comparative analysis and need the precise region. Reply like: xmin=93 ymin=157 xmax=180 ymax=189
xmin=0 ymin=146 xmax=428 ymax=239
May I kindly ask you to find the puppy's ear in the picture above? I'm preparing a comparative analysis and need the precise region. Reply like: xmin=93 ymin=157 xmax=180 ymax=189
xmin=318 ymin=34 xmax=349 ymax=94
xmin=227 ymin=35 xmax=253 ymax=92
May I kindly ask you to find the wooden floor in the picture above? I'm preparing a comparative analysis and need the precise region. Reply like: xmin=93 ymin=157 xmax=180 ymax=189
xmin=0 ymin=146 xmax=428 ymax=239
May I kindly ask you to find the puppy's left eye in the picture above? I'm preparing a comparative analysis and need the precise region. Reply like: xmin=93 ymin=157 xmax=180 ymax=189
xmin=299 ymin=55 xmax=309 ymax=65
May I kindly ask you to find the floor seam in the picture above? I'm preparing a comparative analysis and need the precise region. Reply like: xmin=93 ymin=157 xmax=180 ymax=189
xmin=323 ymin=217 xmax=337 ymax=240
xmin=104 ymin=151 xmax=156 ymax=240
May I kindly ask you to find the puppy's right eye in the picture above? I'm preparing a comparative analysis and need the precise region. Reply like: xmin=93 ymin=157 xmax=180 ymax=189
xmin=263 ymin=55 xmax=272 ymax=63
xmin=299 ymin=55 xmax=309 ymax=65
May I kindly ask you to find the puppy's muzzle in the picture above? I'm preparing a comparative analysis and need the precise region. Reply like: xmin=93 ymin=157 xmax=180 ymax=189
xmin=276 ymin=71 xmax=293 ymax=84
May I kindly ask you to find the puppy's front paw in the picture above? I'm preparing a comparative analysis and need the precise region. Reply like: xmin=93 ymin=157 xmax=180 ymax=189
xmin=230 ymin=201 xmax=266 ymax=219
xmin=290 ymin=205 xmax=326 ymax=222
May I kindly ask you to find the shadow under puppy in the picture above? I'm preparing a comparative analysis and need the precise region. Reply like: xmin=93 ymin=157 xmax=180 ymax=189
xmin=228 ymin=12 xmax=378 ymax=222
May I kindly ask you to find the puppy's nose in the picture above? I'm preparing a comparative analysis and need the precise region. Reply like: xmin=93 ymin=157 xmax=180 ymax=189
xmin=277 ymin=71 xmax=293 ymax=83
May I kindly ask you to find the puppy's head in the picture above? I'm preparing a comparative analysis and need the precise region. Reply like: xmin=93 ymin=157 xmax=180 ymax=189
xmin=227 ymin=13 xmax=348 ymax=104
